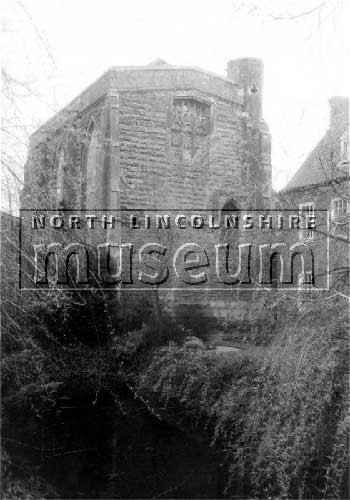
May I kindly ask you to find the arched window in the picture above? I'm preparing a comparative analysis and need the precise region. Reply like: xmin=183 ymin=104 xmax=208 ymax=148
xmin=56 ymin=149 xmax=65 ymax=207
xmin=81 ymin=120 xmax=99 ymax=210
xmin=220 ymin=198 xmax=239 ymax=240
xmin=221 ymin=199 xmax=238 ymax=213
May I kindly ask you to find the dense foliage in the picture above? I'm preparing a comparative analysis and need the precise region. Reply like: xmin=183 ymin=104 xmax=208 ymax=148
xmin=137 ymin=297 xmax=349 ymax=499
xmin=1 ymin=282 xmax=349 ymax=498
xmin=1 ymin=288 xmax=184 ymax=498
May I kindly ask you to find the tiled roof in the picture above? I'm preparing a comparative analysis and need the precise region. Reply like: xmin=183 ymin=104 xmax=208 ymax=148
xmin=284 ymin=97 xmax=349 ymax=192
xmin=284 ymin=127 xmax=348 ymax=191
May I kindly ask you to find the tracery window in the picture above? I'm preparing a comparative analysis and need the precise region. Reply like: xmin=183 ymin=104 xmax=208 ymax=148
xmin=55 ymin=132 xmax=79 ymax=209
xmin=170 ymin=97 xmax=211 ymax=163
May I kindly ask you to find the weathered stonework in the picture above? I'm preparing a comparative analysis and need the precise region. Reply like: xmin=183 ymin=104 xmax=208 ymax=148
xmin=21 ymin=58 xmax=273 ymax=322
xmin=21 ymin=59 xmax=271 ymax=212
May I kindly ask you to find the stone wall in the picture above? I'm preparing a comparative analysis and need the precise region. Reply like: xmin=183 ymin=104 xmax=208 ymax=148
xmin=20 ymin=60 xmax=274 ymax=323
xmin=118 ymin=87 xmax=270 ymax=212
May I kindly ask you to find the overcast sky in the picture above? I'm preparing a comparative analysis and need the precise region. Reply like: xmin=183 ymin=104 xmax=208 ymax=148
xmin=2 ymin=0 xmax=349 ymax=198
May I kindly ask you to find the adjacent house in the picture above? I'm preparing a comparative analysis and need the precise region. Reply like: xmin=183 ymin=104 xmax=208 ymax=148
xmin=280 ymin=96 xmax=349 ymax=291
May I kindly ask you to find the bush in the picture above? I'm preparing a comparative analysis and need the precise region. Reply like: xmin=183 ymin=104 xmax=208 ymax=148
xmin=11 ymin=289 xmax=156 ymax=349
xmin=137 ymin=296 xmax=349 ymax=499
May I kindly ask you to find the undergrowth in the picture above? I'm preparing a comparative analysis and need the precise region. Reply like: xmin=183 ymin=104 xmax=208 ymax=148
xmin=2 ymin=286 xmax=349 ymax=499
xmin=137 ymin=297 xmax=349 ymax=499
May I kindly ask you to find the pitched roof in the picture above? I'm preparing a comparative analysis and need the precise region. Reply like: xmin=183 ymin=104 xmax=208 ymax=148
xmin=284 ymin=128 xmax=348 ymax=191
xmin=284 ymin=97 xmax=349 ymax=192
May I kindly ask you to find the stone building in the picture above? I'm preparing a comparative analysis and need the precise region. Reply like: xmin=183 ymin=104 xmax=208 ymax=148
xmin=21 ymin=58 xmax=271 ymax=213
xmin=20 ymin=58 xmax=275 ymax=323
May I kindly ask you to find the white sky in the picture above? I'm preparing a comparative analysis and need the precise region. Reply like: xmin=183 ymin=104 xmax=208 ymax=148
xmin=1 ymin=0 xmax=349 ymax=204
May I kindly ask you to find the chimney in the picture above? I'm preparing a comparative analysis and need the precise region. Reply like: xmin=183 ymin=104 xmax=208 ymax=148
xmin=227 ymin=57 xmax=263 ymax=122
xmin=329 ymin=96 xmax=349 ymax=130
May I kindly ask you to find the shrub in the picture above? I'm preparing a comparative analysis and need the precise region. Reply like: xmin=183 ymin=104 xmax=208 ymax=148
xmin=137 ymin=296 xmax=349 ymax=499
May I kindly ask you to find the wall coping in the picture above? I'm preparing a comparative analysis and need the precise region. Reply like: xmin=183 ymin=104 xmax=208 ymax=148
xmin=30 ymin=65 xmax=243 ymax=144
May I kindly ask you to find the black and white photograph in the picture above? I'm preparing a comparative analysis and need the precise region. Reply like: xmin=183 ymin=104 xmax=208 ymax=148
xmin=1 ymin=1 xmax=349 ymax=498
